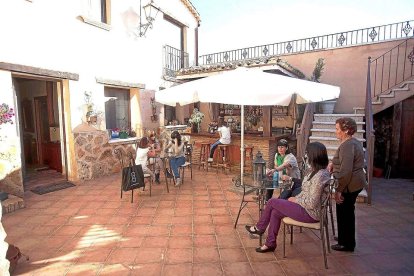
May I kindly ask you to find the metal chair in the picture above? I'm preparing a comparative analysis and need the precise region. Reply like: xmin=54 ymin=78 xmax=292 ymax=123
xmin=177 ymin=142 xmax=193 ymax=185
xmin=282 ymin=178 xmax=335 ymax=269
xmin=328 ymin=177 xmax=338 ymax=236
xmin=148 ymin=156 xmax=169 ymax=194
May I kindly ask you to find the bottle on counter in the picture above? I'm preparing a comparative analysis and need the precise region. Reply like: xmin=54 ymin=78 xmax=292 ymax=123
xmin=272 ymin=171 xmax=279 ymax=188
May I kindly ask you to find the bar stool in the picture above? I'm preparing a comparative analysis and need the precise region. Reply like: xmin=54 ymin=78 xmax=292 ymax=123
xmin=244 ymin=146 xmax=254 ymax=172
xmin=198 ymin=142 xmax=211 ymax=171
xmin=216 ymin=144 xmax=231 ymax=174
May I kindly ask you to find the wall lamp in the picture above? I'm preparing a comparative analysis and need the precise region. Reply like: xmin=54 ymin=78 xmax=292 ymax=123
xmin=136 ymin=0 xmax=161 ymax=37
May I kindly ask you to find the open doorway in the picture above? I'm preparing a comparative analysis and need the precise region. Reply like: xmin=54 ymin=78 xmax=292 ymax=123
xmin=14 ymin=77 xmax=66 ymax=191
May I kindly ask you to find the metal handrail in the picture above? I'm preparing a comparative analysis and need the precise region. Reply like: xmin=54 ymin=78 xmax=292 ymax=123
xmin=370 ymin=38 xmax=414 ymax=98
xmin=365 ymin=57 xmax=375 ymax=205
xmin=199 ymin=20 xmax=414 ymax=65
xmin=365 ymin=37 xmax=414 ymax=204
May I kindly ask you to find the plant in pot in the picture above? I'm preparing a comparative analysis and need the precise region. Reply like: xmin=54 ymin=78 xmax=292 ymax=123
xmin=188 ymin=108 xmax=204 ymax=133
xmin=84 ymin=91 xmax=103 ymax=124
xmin=245 ymin=107 xmax=261 ymax=128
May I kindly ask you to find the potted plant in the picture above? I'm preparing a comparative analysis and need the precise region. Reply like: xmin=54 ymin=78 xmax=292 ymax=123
xmin=245 ymin=107 xmax=261 ymax=127
xmin=188 ymin=108 xmax=204 ymax=133
xmin=84 ymin=91 xmax=103 ymax=124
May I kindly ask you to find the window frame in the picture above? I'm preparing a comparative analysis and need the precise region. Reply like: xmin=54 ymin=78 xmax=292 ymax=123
xmin=104 ymin=86 xmax=131 ymax=132
xmin=81 ymin=0 xmax=111 ymax=30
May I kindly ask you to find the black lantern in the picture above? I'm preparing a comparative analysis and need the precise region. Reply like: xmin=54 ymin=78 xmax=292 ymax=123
xmin=253 ymin=151 xmax=266 ymax=186
xmin=137 ymin=0 xmax=161 ymax=37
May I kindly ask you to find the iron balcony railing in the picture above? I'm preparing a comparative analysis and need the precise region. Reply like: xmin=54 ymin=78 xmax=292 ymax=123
xmin=370 ymin=38 xmax=414 ymax=98
xmin=163 ymin=45 xmax=189 ymax=78
xmin=199 ymin=20 xmax=414 ymax=65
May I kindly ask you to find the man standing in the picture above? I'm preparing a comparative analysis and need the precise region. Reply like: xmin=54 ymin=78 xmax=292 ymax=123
xmin=208 ymin=121 xmax=231 ymax=162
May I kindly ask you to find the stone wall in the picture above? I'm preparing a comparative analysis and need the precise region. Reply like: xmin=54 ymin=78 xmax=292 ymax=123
xmin=0 ymin=136 xmax=24 ymax=198
xmin=73 ymin=130 xmax=137 ymax=180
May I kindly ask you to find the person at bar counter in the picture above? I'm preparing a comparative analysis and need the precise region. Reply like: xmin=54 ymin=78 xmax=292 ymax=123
xmin=245 ymin=142 xmax=330 ymax=253
xmin=328 ymin=117 xmax=365 ymax=252
xmin=265 ymin=139 xmax=301 ymax=201
xmin=164 ymin=130 xmax=186 ymax=187
xmin=208 ymin=121 xmax=231 ymax=162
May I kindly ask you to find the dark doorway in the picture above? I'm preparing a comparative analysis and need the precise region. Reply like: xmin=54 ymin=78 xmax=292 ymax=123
xmin=14 ymin=77 xmax=66 ymax=191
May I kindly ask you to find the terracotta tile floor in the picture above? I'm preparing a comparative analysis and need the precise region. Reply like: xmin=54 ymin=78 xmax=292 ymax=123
xmin=2 ymin=170 xmax=414 ymax=275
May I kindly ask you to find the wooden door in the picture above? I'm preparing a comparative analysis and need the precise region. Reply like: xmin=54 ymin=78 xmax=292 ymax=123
xmin=398 ymin=96 xmax=414 ymax=178
xmin=34 ymin=96 xmax=49 ymax=164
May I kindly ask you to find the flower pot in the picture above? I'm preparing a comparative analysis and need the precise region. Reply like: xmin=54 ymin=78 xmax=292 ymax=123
xmin=373 ymin=167 xmax=383 ymax=177
xmin=119 ymin=131 xmax=128 ymax=139
xmin=320 ymin=100 xmax=336 ymax=114
xmin=192 ymin=124 xmax=199 ymax=133
xmin=111 ymin=131 xmax=120 ymax=138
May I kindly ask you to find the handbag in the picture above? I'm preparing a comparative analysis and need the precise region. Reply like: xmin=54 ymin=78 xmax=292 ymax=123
xmin=121 ymin=161 xmax=145 ymax=191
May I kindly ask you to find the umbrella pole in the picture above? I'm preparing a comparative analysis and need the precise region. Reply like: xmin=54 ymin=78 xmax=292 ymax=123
xmin=241 ymin=105 xmax=244 ymax=184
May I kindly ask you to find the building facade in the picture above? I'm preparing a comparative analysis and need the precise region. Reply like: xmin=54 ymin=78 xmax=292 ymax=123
xmin=0 ymin=0 xmax=200 ymax=203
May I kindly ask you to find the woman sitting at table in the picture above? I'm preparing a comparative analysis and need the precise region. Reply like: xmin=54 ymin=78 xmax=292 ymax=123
xmin=245 ymin=142 xmax=330 ymax=253
xmin=135 ymin=137 xmax=155 ymax=181
xmin=164 ymin=131 xmax=186 ymax=187
xmin=265 ymin=139 xmax=301 ymax=201
xmin=147 ymin=130 xmax=164 ymax=184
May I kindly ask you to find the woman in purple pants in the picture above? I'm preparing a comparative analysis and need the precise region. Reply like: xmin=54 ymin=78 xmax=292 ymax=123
xmin=245 ymin=142 xmax=330 ymax=253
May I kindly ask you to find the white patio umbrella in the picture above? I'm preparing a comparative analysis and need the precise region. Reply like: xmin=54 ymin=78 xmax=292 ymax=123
xmin=155 ymin=67 xmax=340 ymax=183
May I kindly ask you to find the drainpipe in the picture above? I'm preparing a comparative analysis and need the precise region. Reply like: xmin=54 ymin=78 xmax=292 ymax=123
xmin=195 ymin=21 xmax=200 ymax=66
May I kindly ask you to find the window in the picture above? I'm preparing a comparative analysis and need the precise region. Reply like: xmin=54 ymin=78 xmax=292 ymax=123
xmin=104 ymin=87 xmax=130 ymax=131
xmin=85 ymin=0 xmax=110 ymax=24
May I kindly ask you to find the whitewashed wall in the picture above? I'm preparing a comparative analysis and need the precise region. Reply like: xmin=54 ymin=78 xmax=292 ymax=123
xmin=0 ymin=0 xmax=199 ymax=129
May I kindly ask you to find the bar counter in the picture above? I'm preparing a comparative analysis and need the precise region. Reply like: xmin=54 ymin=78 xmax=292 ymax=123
xmin=187 ymin=132 xmax=290 ymax=169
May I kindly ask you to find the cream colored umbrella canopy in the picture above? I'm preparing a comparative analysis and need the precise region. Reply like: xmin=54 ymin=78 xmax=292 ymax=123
xmin=155 ymin=67 xmax=340 ymax=182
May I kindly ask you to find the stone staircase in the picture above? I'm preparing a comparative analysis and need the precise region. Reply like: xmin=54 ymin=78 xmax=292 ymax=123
xmin=309 ymin=113 xmax=368 ymax=202
xmin=354 ymin=78 xmax=414 ymax=115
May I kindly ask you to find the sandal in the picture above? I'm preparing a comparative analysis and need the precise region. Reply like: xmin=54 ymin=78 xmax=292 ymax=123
xmin=245 ymin=225 xmax=264 ymax=235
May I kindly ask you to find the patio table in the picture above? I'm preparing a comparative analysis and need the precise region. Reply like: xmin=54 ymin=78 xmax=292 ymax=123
xmin=233 ymin=173 xmax=292 ymax=245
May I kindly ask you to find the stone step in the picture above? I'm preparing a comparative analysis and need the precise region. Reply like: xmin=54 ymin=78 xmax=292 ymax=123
xmin=353 ymin=107 xmax=365 ymax=114
xmin=356 ymin=189 xmax=368 ymax=203
xmin=309 ymin=136 xmax=366 ymax=147
xmin=313 ymin=113 xmax=365 ymax=122
xmin=325 ymin=146 xmax=366 ymax=158
xmin=312 ymin=121 xmax=365 ymax=130
xmin=311 ymin=129 xmax=365 ymax=139
xmin=1 ymin=195 xmax=25 ymax=214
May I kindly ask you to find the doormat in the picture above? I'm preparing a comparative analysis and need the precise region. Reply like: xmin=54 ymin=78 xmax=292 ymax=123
xmin=31 ymin=181 xmax=76 ymax=195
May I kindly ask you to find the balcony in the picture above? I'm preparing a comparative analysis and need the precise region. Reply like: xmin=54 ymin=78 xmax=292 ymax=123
xmin=163 ymin=45 xmax=189 ymax=78
xmin=199 ymin=20 xmax=414 ymax=65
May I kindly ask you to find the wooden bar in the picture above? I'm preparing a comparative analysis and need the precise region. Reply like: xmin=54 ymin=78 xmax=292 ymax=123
xmin=187 ymin=132 xmax=289 ymax=169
